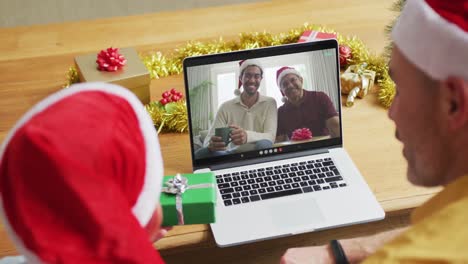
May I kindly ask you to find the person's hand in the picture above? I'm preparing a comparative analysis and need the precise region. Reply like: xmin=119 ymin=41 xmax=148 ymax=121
xmin=280 ymin=245 xmax=333 ymax=264
xmin=281 ymin=228 xmax=408 ymax=264
xmin=146 ymin=205 xmax=173 ymax=243
xmin=150 ymin=226 xmax=173 ymax=243
xmin=208 ymin=136 xmax=227 ymax=151
xmin=229 ymin=124 xmax=247 ymax=145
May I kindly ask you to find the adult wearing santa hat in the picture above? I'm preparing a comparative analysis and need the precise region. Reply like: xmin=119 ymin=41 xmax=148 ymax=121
xmin=275 ymin=66 xmax=340 ymax=142
xmin=0 ymin=82 xmax=167 ymax=263
xmin=281 ymin=0 xmax=468 ymax=263
xmin=195 ymin=59 xmax=277 ymax=159
xmin=234 ymin=59 xmax=263 ymax=96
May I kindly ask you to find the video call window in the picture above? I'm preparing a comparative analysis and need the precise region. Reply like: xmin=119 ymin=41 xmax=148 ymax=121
xmin=187 ymin=49 xmax=340 ymax=160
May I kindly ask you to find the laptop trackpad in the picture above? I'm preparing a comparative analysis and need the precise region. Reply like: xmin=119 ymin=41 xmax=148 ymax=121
xmin=269 ymin=198 xmax=325 ymax=230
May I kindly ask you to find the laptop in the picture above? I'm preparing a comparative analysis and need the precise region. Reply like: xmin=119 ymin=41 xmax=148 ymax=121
xmin=183 ymin=39 xmax=384 ymax=247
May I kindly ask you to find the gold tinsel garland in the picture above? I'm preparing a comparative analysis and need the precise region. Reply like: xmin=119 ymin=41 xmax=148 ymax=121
xmin=64 ymin=67 xmax=79 ymax=88
xmin=378 ymin=0 xmax=406 ymax=108
xmin=65 ymin=23 xmax=398 ymax=132
xmin=145 ymin=100 xmax=188 ymax=133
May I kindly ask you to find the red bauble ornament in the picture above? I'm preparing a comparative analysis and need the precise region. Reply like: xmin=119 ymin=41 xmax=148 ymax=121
xmin=160 ymin=98 xmax=168 ymax=105
xmin=159 ymin=88 xmax=184 ymax=105
xmin=338 ymin=45 xmax=352 ymax=67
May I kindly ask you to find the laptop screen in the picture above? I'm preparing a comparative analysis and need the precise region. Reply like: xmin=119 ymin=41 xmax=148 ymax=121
xmin=184 ymin=40 xmax=342 ymax=169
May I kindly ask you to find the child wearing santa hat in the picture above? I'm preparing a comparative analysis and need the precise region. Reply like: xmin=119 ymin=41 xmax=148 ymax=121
xmin=0 ymin=82 xmax=167 ymax=263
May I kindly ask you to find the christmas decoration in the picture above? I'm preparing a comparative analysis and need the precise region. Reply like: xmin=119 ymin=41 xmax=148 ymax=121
xmin=64 ymin=15 xmax=408 ymax=132
xmin=65 ymin=23 xmax=390 ymax=89
xmin=291 ymin=128 xmax=313 ymax=141
xmin=160 ymin=173 xmax=216 ymax=226
xmin=145 ymin=89 xmax=188 ymax=133
xmin=339 ymin=45 xmax=352 ymax=68
xmin=63 ymin=66 xmax=79 ymax=88
xmin=340 ymin=64 xmax=376 ymax=107
xmin=74 ymin=47 xmax=151 ymax=104
xmin=377 ymin=0 xmax=406 ymax=108
xmin=96 ymin=47 xmax=127 ymax=72
xmin=160 ymin=88 xmax=184 ymax=106
xmin=141 ymin=51 xmax=182 ymax=79
xmin=298 ymin=30 xmax=337 ymax=43
xmin=377 ymin=71 xmax=396 ymax=108
xmin=384 ymin=0 xmax=407 ymax=57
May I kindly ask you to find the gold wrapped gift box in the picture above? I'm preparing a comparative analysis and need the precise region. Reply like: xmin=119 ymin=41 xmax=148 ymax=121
xmin=340 ymin=64 xmax=376 ymax=107
xmin=74 ymin=47 xmax=151 ymax=104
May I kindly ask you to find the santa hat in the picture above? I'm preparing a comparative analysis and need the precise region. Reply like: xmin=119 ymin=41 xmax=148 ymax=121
xmin=392 ymin=0 xmax=468 ymax=81
xmin=0 ymin=83 xmax=165 ymax=263
xmin=235 ymin=59 xmax=263 ymax=96
xmin=276 ymin=66 xmax=302 ymax=102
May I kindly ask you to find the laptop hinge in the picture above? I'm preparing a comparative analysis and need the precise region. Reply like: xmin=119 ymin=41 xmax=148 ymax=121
xmin=204 ymin=148 xmax=330 ymax=171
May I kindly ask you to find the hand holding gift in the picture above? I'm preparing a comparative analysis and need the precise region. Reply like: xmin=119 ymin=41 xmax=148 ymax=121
xmin=340 ymin=63 xmax=376 ymax=107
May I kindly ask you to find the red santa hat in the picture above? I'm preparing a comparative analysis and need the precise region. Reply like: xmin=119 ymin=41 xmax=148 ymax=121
xmin=276 ymin=66 xmax=302 ymax=102
xmin=391 ymin=0 xmax=468 ymax=81
xmin=0 ymin=82 xmax=165 ymax=263
xmin=235 ymin=59 xmax=263 ymax=96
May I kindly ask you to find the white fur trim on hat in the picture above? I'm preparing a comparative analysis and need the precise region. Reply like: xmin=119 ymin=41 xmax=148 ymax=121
xmin=236 ymin=59 xmax=263 ymax=96
xmin=0 ymin=82 xmax=163 ymax=228
xmin=277 ymin=68 xmax=301 ymax=87
xmin=391 ymin=0 xmax=468 ymax=81
xmin=239 ymin=59 xmax=263 ymax=76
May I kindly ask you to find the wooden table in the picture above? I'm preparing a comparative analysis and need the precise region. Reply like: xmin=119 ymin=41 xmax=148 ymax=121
xmin=0 ymin=0 xmax=440 ymax=263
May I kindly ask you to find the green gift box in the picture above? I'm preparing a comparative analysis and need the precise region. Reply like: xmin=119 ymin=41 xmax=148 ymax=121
xmin=160 ymin=172 xmax=216 ymax=226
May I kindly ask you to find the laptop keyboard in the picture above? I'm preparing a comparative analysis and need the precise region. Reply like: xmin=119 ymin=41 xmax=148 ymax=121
xmin=216 ymin=157 xmax=347 ymax=206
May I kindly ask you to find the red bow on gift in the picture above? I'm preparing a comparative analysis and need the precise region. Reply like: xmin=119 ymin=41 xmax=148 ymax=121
xmin=96 ymin=47 xmax=127 ymax=72
xmin=291 ymin=128 xmax=313 ymax=141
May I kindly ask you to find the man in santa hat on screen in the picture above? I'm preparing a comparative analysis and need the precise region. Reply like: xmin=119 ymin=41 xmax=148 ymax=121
xmin=281 ymin=0 xmax=468 ymax=263
xmin=195 ymin=59 xmax=277 ymax=159
xmin=0 ymin=82 xmax=168 ymax=263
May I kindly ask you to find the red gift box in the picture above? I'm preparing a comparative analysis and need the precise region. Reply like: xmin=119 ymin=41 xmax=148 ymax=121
xmin=298 ymin=30 xmax=337 ymax=43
